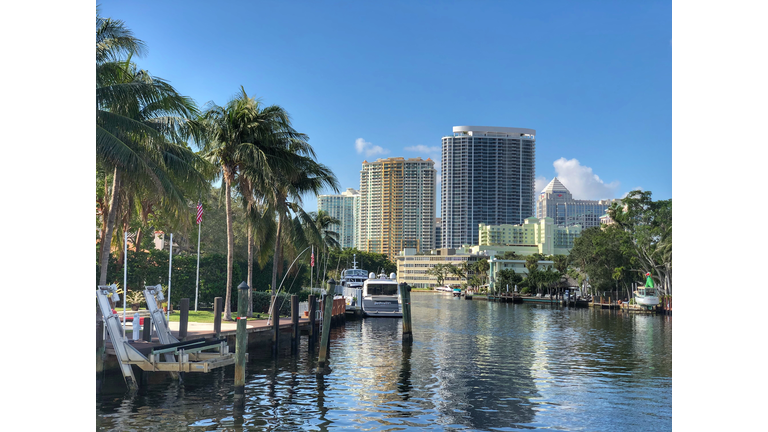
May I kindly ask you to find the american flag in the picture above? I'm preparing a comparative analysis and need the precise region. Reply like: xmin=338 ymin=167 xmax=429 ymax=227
xmin=311 ymin=251 xmax=315 ymax=267
xmin=196 ymin=202 xmax=203 ymax=224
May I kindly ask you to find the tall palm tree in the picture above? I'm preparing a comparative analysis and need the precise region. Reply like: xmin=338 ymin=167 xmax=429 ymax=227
xmin=192 ymin=87 xmax=316 ymax=320
xmin=254 ymin=154 xmax=339 ymax=297
xmin=97 ymin=14 xmax=206 ymax=287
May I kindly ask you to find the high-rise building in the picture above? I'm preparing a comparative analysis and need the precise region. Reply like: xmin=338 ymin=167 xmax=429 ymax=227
xmin=536 ymin=178 xmax=618 ymax=229
xmin=434 ymin=217 xmax=442 ymax=249
xmin=441 ymin=126 xmax=536 ymax=248
xmin=359 ymin=157 xmax=436 ymax=260
xmin=317 ymin=188 xmax=360 ymax=249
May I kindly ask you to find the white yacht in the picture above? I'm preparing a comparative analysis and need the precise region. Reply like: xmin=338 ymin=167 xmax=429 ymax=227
xmin=361 ymin=272 xmax=402 ymax=317
xmin=340 ymin=254 xmax=368 ymax=289
xmin=634 ymin=273 xmax=660 ymax=310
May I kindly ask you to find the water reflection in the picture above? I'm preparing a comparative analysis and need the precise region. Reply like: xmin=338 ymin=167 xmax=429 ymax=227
xmin=97 ymin=294 xmax=671 ymax=431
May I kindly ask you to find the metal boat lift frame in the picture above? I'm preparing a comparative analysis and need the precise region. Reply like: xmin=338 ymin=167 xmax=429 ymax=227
xmin=96 ymin=284 xmax=236 ymax=390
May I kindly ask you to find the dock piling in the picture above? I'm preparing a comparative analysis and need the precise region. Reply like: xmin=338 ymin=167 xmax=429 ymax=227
xmin=132 ymin=312 xmax=141 ymax=341
xmin=179 ymin=298 xmax=189 ymax=341
xmin=308 ymin=294 xmax=317 ymax=348
xmin=234 ymin=282 xmax=249 ymax=401
xmin=400 ymin=282 xmax=413 ymax=342
xmin=143 ymin=316 xmax=152 ymax=342
xmin=317 ymin=279 xmax=335 ymax=374
xmin=291 ymin=295 xmax=299 ymax=353
xmin=214 ymin=297 xmax=222 ymax=338
xmin=271 ymin=295 xmax=279 ymax=356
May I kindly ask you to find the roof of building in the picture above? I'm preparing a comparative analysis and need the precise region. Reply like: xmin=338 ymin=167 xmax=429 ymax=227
xmin=542 ymin=177 xmax=570 ymax=194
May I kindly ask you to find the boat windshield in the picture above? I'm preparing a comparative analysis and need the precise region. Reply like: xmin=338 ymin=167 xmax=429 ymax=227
xmin=638 ymin=288 xmax=656 ymax=296
xmin=344 ymin=269 xmax=368 ymax=277
xmin=366 ymin=283 xmax=398 ymax=296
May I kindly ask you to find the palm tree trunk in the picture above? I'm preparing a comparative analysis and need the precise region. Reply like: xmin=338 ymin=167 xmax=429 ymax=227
xmin=99 ymin=167 xmax=121 ymax=286
xmin=247 ymin=222 xmax=253 ymax=317
xmin=271 ymin=214 xmax=283 ymax=296
xmin=223 ymin=168 xmax=235 ymax=321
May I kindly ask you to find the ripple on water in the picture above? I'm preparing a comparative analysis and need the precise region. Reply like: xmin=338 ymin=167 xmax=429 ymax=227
xmin=98 ymin=297 xmax=671 ymax=431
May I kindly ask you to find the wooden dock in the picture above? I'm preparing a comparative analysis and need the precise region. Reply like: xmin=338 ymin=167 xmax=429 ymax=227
xmin=104 ymin=299 xmax=348 ymax=371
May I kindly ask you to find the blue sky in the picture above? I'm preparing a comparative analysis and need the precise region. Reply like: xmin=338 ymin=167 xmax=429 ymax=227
xmin=99 ymin=0 xmax=671 ymax=213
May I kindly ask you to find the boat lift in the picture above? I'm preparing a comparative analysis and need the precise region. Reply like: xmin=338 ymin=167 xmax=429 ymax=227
xmin=96 ymin=284 xmax=236 ymax=390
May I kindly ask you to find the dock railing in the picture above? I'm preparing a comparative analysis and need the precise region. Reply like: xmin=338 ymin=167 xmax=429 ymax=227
xmin=335 ymin=286 xmax=362 ymax=308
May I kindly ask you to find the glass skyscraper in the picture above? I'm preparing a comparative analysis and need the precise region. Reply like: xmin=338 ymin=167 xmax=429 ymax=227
xmin=441 ymin=126 xmax=536 ymax=248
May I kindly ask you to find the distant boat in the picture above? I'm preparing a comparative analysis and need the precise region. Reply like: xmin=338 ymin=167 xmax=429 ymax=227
xmin=362 ymin=272 xmax=402 ymax=317
xmin=435 ymin=286 xmax=452 ymax=293
xmin=340 ymin=254 xmax=368 ymax=289
xmin=452 ymin=287 xmax=462 ymax=297
xmin=634 ymin=273 xmax=660 ymax=310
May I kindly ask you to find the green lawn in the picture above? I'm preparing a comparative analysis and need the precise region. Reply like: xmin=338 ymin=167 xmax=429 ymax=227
xmin=113 ymin=308 xmax=287 ymax=323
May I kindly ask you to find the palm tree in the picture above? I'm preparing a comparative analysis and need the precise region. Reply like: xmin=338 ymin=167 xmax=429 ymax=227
xmin=304 ymin=210 xmax=341 ymax=286
xmin=446 ymin=263 xmax=466 ymax=287
xmin=97 ymin=14 xmax=206 ymax=287
xmin=255 ymin=154 xmax=339 ymax=298
xmin=192 ymin=87 xmax=318 ymax=320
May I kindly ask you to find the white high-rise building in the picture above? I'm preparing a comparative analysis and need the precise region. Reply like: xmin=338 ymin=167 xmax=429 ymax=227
xmin=359 ymin=157 xmax=436 ymax=260
xmin=441 ymin=126 xmax=536 ymax=248
xmin=317 ymin=188 xmax=360 ymax=249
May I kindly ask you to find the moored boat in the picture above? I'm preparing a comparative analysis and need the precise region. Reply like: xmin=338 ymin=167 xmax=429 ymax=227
xmin=340 ymin=254 xmax=368 ymax=289
xmin=634 ymin=273 xmax=660 ymax=310
xmin=362 ymin=272 xmax=402 ymax=317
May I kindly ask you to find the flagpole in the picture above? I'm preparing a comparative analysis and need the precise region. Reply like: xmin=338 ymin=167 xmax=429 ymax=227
xmin=123 ymin=230 xmax=128 ymax=338
xmin=310 ymin=245 xmax=314 ymax=289
xmin=195 ymin=201 xmax=203 ymax=312
xmin=195 ymin=219 xmax=201 ymax=312
xmin=167 ymin=233 xmax=173 ymax=322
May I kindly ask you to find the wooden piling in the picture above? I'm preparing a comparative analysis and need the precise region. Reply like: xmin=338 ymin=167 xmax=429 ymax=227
xmin=234 ymin=282 xmax=249 ymax=400
xmin=400 ymin=283 xmax=413 ymax=342
xmin=291 ymin=295 xmax=299 ymax=351
xmin=214 ymin=297 xmax=222 ymax=338
xmin=271 ymin=295 xmax=279 ymax=356
xmin=317 ymin=279 xmax=335 ymax=374
xmin=179 ymin=298 xmax=189 ymax=341
xmin=142 ymin=316 xmax=152 ymax=342
xmin=308 ymin=294 xmax=317 ymax=347
xmin=96 ymin=319 xmax=104 ymax=393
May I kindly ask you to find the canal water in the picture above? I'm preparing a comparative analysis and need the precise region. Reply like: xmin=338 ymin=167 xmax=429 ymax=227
xmin=97 ymin=293 xmax=672 ymax=431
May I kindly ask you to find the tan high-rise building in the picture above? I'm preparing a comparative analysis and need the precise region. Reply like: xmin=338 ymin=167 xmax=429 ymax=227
xmin=359 ymin=157 xmax=436 ymax=260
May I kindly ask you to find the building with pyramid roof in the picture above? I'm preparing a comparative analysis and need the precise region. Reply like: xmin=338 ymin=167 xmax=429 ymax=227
xmin=536 ymin=178 xmax=619 ymax=229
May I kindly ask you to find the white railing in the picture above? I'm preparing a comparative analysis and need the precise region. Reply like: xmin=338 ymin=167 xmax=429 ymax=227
xmin=336 ymin=286 xmax=362 ymax=307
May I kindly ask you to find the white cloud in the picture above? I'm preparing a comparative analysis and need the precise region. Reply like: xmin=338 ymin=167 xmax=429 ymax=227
xmin=355 ymin=138 xmax=389 ymax=157
xmin=544 ymin=158 xmax=620 ymax=200
xmin=621 ymin=187 xmax=644 ymax=198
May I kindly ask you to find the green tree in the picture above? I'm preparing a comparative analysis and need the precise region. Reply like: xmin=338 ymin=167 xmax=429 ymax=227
xmin=256 ymin=153 xmax=339 ymax=298
xmin=426 ymin=263 xmax=449 ymax=287
xmin=304 ymin=210 xmax=341 ymax=287
xmin=96 ymin=14 xmax=207 ymax=288
xmin=447 ymin=264 xmax=466 ymax=286
xmin=474 ymin=259 xmax=490 ymax=290
xmin=192 ymin=87 xmax=317 ymax=319
xmin=608 ymin=191 xmax=672 ymax=296
xmin=569 ymin=225 xmax=634 ymax=297
xmin=496 ymin=269 xmax=523 ymax=293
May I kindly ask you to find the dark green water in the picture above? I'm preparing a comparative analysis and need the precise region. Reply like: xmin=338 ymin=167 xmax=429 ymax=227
xmin=97 ymin=293 xmax=672 ymax=431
